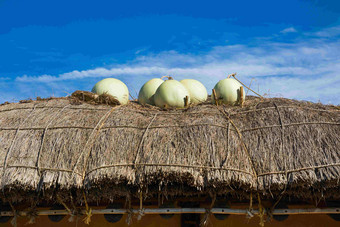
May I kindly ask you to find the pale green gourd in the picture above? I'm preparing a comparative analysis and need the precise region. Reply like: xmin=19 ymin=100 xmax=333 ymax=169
xmin=92 ymin=78 xmax=129 ymax=105
xmin=138 ymin=78 xmax=164 ymax=105
xmin=154 ymin=79 xmax=190 ymax=108
xmin=180 ymin=79 xmax=207 ymax=104
xmin=211 ymin=78 xmax=245 ymax=106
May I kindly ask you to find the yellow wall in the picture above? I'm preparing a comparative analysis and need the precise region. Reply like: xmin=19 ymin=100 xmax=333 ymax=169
xmin=0 ymin=206 xmax=339 ymax=226
xmin=0 ymin=213 xmax=339 ymax=226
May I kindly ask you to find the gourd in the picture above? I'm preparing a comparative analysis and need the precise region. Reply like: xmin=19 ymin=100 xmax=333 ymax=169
xmin=154 ymin=77 xmax=190 ymax=108
xmin=180 ymin=79 xmax=207 ymax=104
xmin=138 ymin=78 xmax=164 ymax=105
xmin=91 ymin=78 xmax=129 ymax=105
xmin=212 ymin=78 xmax=245 ymax=106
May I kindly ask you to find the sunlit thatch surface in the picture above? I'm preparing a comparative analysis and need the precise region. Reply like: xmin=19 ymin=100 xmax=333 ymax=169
xmin=0 ymin=95 xmax=339 ymax=203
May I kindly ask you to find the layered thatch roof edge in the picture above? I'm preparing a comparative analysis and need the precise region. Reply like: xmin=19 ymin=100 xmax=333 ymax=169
xmin=0 ymin=93 xmax=339 ymax=205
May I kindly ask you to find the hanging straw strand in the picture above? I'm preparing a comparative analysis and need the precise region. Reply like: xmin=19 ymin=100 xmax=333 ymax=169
xmin=229 ymin=73 xmax=264 ymax=98
xmin=77 ymin=106 xmax=120 ymax=224
xmin=82 ymin=191 xmax=92 ymax=225
xmin=200 ymin=193 xmax=216 ymax=226
xmin=217 ymin=106 xmax=266 ymax=226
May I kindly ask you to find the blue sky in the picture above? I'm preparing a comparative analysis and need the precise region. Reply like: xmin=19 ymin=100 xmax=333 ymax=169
xmin=1 ymin=0 xmax=340 ymax=104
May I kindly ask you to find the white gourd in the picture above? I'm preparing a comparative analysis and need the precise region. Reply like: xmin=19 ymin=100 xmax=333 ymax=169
xmin=180 ymin=79 xmax=207 ymax=104
xmin=92 ymin=78 xmax=129 ymax=105
xmin=154 ymin=79 xmax=190 ymax=108
xmin=212 ymin=78 xmax=245 ymax=105
xmin=138 ymin=78 xmax=164 ymax=105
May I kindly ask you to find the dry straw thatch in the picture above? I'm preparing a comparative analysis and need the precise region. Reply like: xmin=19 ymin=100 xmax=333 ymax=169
xmin=0 ymin=93 xmax=339 ymax=205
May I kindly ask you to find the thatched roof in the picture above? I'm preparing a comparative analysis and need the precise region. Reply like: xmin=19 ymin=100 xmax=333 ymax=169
xmin=0 ymin=94 xmax=339 ymax=204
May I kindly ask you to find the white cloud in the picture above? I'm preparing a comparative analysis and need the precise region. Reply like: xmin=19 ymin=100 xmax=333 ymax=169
xmin=311 ymin=25 xmax=340 ymax=37
xmin=13 ymin=27 xmax=340 ymax=105
xmin=280 ymin=27 xmax=297 ymax=34
xmin=0 ymin=77 xmax=10 ymax=81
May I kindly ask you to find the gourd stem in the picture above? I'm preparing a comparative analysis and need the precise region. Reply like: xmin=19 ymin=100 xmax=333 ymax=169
xmin=240 ymin=86 xmax=244 ymax=107
xmin=184 ymin=96 xmax=189 ymax=107
xmin=212 ymin=89 xmax=218 ymax=106
xmin=227 ymin=73 xmax=236 ymax=78
xmin=160 ymin=76 xmax=173 ymax=80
